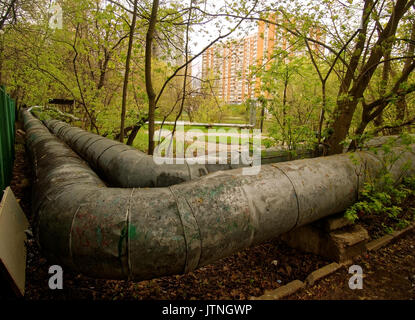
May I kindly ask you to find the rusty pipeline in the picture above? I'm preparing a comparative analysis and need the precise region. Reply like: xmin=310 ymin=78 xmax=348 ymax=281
xmin=41 ymin=118 xmax=249 ymax=188
xmin=23 ymin=110 xmax=415 ymax=281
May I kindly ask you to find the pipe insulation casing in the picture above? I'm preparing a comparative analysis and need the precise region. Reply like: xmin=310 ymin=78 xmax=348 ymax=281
xmin=23 ymin=110 xmax=415 ymax=281
xmin=42 ymin=119 xmax=249 ymax=188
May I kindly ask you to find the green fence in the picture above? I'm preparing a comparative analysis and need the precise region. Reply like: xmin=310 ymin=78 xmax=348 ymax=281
xmin=0 ymin=86 xmax=15 ymax=196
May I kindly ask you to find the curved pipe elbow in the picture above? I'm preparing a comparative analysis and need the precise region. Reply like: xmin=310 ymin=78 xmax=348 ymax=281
xmin=42 ymin=119 xmax=248 ymax=188
xmin=23 ymin=110 xmax=415 ymax=281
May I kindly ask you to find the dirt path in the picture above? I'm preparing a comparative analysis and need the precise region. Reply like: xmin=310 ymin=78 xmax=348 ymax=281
xmin=288 ymin=229 xmax=415 ymax=300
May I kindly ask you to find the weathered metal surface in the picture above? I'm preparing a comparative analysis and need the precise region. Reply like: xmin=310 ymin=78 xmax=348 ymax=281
xmin=42 ymin=119 xmax=250 ymax=188
xmin=23 ymin=110 xmax=415 ymax=281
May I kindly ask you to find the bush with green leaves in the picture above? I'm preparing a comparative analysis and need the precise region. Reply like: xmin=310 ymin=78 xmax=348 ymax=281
xmin=345 ymin=133 xmax=415 ymax=233
xmin=345 ymin=175 xmax=415 ymax=224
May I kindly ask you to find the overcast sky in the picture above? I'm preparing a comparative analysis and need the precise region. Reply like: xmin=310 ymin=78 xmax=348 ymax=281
xmin=188 ymin=0 xmax=260 ymax=79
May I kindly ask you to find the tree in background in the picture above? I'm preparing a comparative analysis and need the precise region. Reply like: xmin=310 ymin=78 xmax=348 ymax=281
xmin=0 ymin=0 xmax=18 ymax=30
xmin=1 ymin=0 xmax=414 ymax=156
xmin=227 ymin=0 xmax=415 ymax=154
xmin=259 ymin=52 xmax=323 ymax=151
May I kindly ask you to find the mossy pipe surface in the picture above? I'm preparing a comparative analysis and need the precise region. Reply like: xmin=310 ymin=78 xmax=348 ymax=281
xmin=23 ymin=110 xmax=415 ymax=280
xmin=42 ymin=118 xmax=249 ymax=188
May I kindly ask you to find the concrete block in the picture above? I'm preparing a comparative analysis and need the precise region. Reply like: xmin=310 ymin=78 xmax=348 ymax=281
xmin=335 ymin=240 xmax=368 ymax=262
xmin=390 ymin=222 xmax=415 ymax=238
xmin=327 ymin=225 xmax=369 ymax=262
xmin=280 ymin=224 xmax=325 ymax=254
xmin=257 ymin=280 xmax=305 ymax=300
xmin=316 ymin=213 xmax=354 ymax=232
xmin=281 ymin=224 xmax=369 ymax=262
xmin=366 ymin=223 xmax=414 ymax=251
xmin=330 ymin=225 xmax=369 ymax=247
xmin=306 ymin=263 xmax=342 ymax=285
xmin=366 ymin=235 xmax=393 ymax=251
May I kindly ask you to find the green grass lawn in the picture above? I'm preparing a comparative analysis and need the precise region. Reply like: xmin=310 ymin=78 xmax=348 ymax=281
xmin=127 ymin=124 xmax=263 ymax=153
xmin=33 ymin=107 xmax=274 ymax=154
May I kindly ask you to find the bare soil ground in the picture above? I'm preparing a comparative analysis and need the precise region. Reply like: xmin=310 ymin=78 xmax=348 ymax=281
xmin=288 ymin=229 xmax=415 ymax=300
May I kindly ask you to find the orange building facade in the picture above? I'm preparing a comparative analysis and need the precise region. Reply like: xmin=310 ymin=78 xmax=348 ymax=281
xmin=201 ymin=18 xmax=324 ymax=104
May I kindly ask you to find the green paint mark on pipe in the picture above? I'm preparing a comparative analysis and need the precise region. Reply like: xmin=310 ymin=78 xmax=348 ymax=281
xmin=129 ymin=225 xmax=137 ymax=240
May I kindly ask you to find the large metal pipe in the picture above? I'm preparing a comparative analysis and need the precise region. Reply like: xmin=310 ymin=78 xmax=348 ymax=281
xmin=41 ymin=118 xmax=249 ymax=188
xmin=23 ymin=110 xmax=415 ymax=281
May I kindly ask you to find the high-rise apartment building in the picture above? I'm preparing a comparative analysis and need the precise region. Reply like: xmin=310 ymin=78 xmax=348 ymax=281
xmin=201 ymin=18 xmax=324 ymax=104
xmin=202 ymin=34 xmax=258 ymax=104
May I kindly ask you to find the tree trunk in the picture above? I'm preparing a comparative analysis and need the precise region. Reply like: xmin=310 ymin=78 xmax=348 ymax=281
xmin=186 ymin=110 xmax=193 ymax=123
xmin=326 ymin=99 xmax=358 ymax=154
xmin=392 ymin=20 xmax=415 ymax=134
xmin=146 ymin=0 xmax=160 ymax=155
xmin=119 ymin=0 xmax=138 ymax=143
xmin=391 ymin=97 xmax=408 ymax=134
xmin=260 ymin=101 xmax=265 ymax=132
xmin=374 ymin=50 xmax=392 ymax=129
xmin=317 ymin=81 xmax=326 ymax=146
xmin=126 ymin=124 xmax=142 ymax=146
xmin=326 ymin=0 xmax=411 ymax=155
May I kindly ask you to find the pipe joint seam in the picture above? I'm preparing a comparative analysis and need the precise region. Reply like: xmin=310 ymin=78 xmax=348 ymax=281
xmin=169 ymin=185 xmax=202 ymax=273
